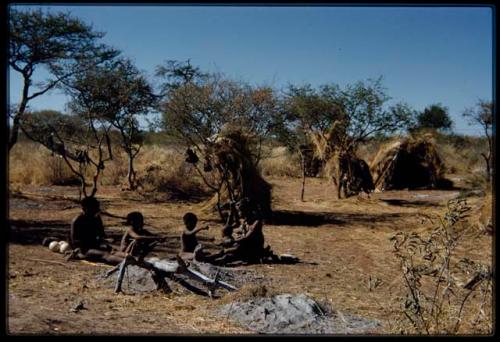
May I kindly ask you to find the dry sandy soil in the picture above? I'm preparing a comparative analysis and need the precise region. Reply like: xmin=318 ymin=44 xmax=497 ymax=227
xmin=7 ymin=176 xmax=492 ymax=335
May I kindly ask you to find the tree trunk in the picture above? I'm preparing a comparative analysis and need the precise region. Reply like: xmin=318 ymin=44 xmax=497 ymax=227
xmin=8 ymin=77 xmax=30 ymax=151
xmin=481 ymin=152 xmax=491 ymax=183
xmin=300 ymin=153 xmax=306 ymax=201
xmin=127 ymin=152 xmax=137 ymax=190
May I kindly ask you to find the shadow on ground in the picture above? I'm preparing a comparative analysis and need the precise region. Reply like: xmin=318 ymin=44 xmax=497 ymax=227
xmin=266 ymin=210 xmax=407 ymax=227
xmin=8 ymin=219 xmax=192 ymax=254
xmin=379 ymin=199 xmax=441 ymax=207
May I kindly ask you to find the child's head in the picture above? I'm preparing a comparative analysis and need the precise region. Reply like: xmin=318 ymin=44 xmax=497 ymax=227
xmin=81 ymin=197 xmax=100 ymax=216
xmin=125 ymin=211 xmax=144 ymax=230
xmin=183 ymin=212 xmax=197 ymax=230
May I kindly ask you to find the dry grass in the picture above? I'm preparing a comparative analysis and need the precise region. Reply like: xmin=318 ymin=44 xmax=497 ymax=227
xmin=9 ymin=142 xmax=208 ymax=199
xmin=9 ymin=142 xmax=78 ymax=186
xmin=259 ymin=146 xmax=302 ymax=178
xmin=9 ymin=137 xmax=488 ymax=191
xmin=135 ymin=145 xmax=208 ymax=200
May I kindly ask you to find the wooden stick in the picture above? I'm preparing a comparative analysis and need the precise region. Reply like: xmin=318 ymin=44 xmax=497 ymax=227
xmin=300 ymin=153 xmax=306 ymax=201
xmin=25 ymin=258 xmax=69 ymax=267
xmin=114 ymin=257 xmax=131 ymax=293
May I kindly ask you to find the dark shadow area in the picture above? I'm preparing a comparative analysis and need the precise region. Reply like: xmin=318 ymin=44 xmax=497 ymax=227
xmin=266 ymin=210 xmax=406 ymax=227
xmin=9 ymin=219 xmax=73 ymax=245
xmin=379 ymin=199 xmax=441 ymax=207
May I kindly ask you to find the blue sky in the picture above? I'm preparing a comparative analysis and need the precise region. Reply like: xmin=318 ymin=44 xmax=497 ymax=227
xmin=8 ymin=5 xmax=493 ymax=135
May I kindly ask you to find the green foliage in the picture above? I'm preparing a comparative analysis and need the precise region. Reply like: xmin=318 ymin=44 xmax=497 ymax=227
xmin=9 ymin=8 xmax=114 ymax=75
xmin=281 ymin=77 xmax=415 ymax=151
xmin=415 ymin=104 xmax=453 ymax=132
xmin=21 ymin=109 xmax=86 ymax=144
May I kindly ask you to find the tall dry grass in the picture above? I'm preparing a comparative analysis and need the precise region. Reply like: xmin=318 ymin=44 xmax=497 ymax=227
xmin=134 ymin=145 xmax=209 ymax=200
xmin=259 ymin=146 xmax=302 ymax=178
xmin=9 ymin=136 xmax=489 ymax=192
xmin=9 ymin=141 xmax=78 ymax=185
xmin=8 ymin=142 xmax=207 ymax=199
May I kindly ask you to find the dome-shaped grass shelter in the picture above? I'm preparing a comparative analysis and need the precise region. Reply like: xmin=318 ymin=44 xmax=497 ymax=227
xmin=370 ymin=135 xmax=453 ymax=191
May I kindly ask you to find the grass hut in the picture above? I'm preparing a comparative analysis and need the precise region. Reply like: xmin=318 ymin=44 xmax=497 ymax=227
xmin=201 ymin=126 xmax=272 ymax=218
xmin=308 ymin=128 xmax=374 ymax=198
xmin=370 ymin=135 xmax=452 ymax=191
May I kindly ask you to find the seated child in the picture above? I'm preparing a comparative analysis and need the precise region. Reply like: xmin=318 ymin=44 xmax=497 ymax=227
xmin=178 ymin=212 xmax=209 ymax=261
xmin=120 ymin=211 xmax=165 ymax=260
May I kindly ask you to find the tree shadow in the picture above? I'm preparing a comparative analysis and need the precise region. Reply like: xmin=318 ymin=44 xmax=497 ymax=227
xmin=379 ymin=199 xmax=442 ymax=207
xmin=9 ymin=219 xmax=73 ymax=245
xmin=266 ymin=210 xmax=407 ymax=227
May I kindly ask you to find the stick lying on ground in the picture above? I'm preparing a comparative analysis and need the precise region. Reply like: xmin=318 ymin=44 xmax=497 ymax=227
xmin=107 ymin=255 xmax=238 ymax=294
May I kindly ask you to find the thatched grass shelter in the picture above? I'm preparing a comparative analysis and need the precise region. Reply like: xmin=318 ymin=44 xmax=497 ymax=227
xmin=201 ymin=126 xmax=272 ymax=217
xmin=307 ymin=128 xmax=374 ymax=198
xmin=370 ymin=135 xmax=452 ymax=191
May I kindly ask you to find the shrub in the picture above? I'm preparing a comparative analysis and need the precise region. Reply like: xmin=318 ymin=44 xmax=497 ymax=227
xmin=390 ymin=199 xmax=492 ymax=334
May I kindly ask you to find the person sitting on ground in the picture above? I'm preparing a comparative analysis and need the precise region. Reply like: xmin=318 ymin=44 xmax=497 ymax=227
xmin=193 ymin=198 xmax=267 ymax=265
xmin=67 ymin=197 xmax=123 ymax=265
xmin=120 ymin=211 xmax=166 ymax=261
xmin=178 ymin=212 xmax=210 ymax=261
xmin=221 ymin=198 xmax=265 ymax=263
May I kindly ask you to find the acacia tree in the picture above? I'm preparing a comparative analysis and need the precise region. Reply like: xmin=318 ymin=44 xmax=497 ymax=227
xmin=53 ymin=60 xmax=135 ymax=198
xmin=82 ymin=58 xmax=157 ymax=190
xmin=157 ymin=61 xmax=280 ymax=163
xmin=283 ymin=78 xmax=414 ymax=154
xmin=463 ymin=100 xmax=493 ymax=182
xmin=8 ymin=8 xmax=118 ymax=151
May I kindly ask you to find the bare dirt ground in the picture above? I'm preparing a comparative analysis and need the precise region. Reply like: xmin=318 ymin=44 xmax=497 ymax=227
xmin=7 ymin=176 xmax=492 ymax=335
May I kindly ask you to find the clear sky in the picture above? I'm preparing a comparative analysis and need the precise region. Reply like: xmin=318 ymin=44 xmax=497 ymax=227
xmin=8 ymin=5 xmax=494 ymax=135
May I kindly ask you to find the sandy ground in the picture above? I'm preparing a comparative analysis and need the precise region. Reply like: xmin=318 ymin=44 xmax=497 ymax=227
xmin=7 ymin=176 xmax=493 ymax=335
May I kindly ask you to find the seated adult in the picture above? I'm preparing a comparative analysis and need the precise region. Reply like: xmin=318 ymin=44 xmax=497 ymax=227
xmin=67 ymin=197 xmax=123 ymax=265
xmin=195 ymin=198 xmax=266 ymax=265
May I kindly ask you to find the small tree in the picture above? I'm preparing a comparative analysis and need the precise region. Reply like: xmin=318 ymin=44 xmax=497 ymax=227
xmin=20 ymin=108 xmax=101 ymax=198
xmin=8 ymin=8 xmax=118 ymax=151
xmin=416 ymin=104 xmax=453 ymax=132
xmin=53 ymin=60 xmax=134 ymax=198
xmin=462 ymin=100 xmax=493 ymax=182
xmin=84 ymin=58 xmax=156 ymax=190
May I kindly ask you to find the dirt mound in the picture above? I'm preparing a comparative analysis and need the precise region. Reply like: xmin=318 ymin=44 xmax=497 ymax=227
xmin=219 ymin=293 xmax=382 ymax=334
xmin=98 ymin=265 xmax=159 ymax=293
xmin=370 ymin=135 xmax=452 ymax=191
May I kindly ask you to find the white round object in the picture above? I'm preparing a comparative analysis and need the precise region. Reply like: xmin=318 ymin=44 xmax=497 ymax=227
xmin=49 ymin=241 xmax=60 ymax=252
xmin=58 ymin=240 xmax=66 ymax=246
xmin=59 ymin=242 xmax=70 ymax=254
